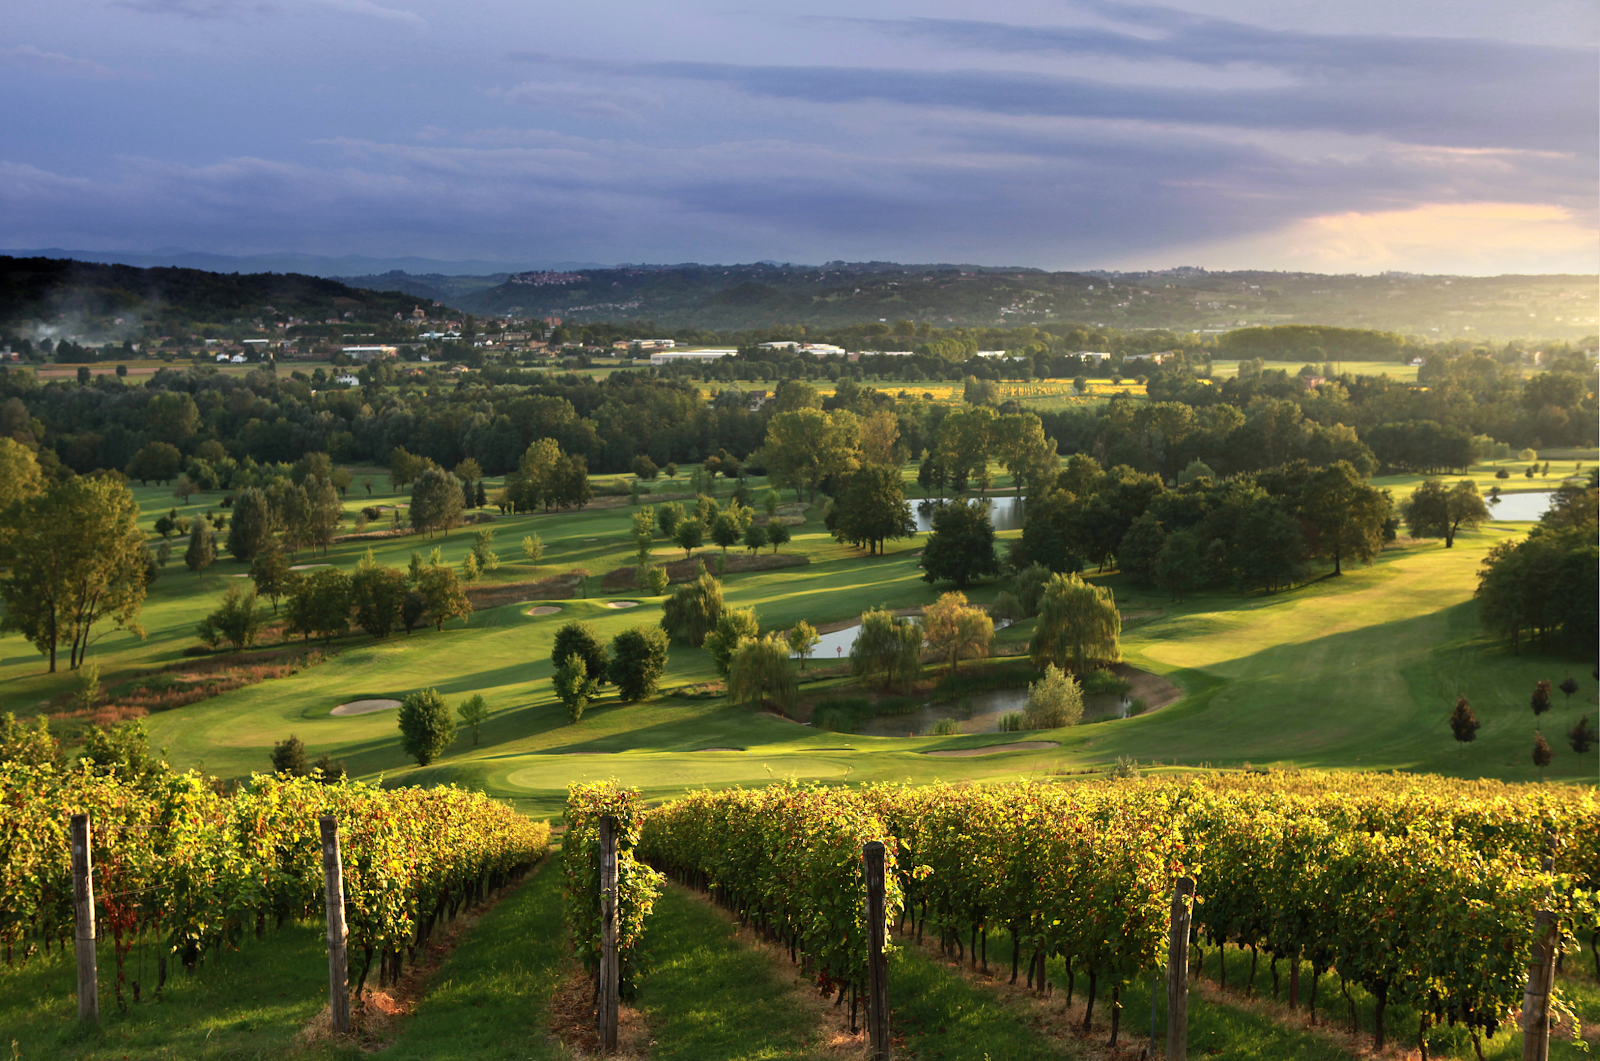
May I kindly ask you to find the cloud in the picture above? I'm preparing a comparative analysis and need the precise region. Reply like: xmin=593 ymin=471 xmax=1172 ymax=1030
xmin=488 ymin=82 xmax=655 ymax=122
xmin=115 ymin=0 xmax=423 ymax=27
xmin=1122 ymin=201 xmax=1599 ymax=274
xmin=0 ymin=45 xmax=115 ymax=77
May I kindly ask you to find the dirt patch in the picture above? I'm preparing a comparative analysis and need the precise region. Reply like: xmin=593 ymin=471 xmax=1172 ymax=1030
xmin=81 ymin=647 xmax=333 ymax=720
xmin=526 ymin=605 xmax=562 ymax=616
xmin=546 ymin=962 xmax=651 ymax=1058
xmin=922 ymin=741 xmax=1058 ymax=757
xmin=603 ymin=551 xmax=807 ymax=592
xmin=468 ymin=572 xmax=584 ymax=608
xmin=331 ymin=698 xmax=401 ymax=716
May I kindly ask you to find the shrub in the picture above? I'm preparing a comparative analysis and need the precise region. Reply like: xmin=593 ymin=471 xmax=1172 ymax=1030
xmin=552 ymin=621 xmax=609 ymax=684
xmin=609 ymin=626 xmax=669 ymax=702
xmin=931 ymin=717 xmax=962 ymax=736
xmin=1128 ymin=697 xmax=1148 ymax=716
xmin=1023 ymin=664 xmax=1084 ymax=730
xmin=998 ymin=712 xmax=1025 ymax=732
xmin=554 ymin=654 xmax=598 ymax=722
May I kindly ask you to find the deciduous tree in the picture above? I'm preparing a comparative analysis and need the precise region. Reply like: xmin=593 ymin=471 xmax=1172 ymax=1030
xmin=397 ymin=688 xmax=456 ymax=765
xmin=920 ymin=498 xmax=999 ymax=587
xmin=1030 ymin=572 xmax=1121 ymax=675
xmin=826 ymin=465 xmax=915 ymax=556
xmin=608 ymin=626 xmax=669 ymax=702
xmin=727 ymin=634 xmax=797 ymax=715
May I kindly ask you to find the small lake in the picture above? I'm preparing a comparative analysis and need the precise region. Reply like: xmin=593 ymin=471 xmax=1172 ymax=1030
xmin=854 ymin=686 xmax=1129 ymax=736
xmin=914 ymin=495 xmax=1024 ymax=533
xmin=1486 ymin=491 xmax=1554 ymax=521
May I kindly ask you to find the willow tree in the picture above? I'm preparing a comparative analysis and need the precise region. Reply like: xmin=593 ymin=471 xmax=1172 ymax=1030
xmin=850 ymin=607 xmax=923 ymax=690
xmin=660 ymin=564 xmax=723 ymax=647
xmin=920 ymin=591 xmax=994 ymax=672
xmin=727 ymin=634 xmax=797 ymax=716
xmin=1029 ymin=572 xmax=1121 ymax=674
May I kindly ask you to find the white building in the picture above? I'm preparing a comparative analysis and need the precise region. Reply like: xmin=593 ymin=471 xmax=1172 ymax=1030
xmin=650 ymin=349 xmax=734 ymax=365
xmin=335 ymin=374 xmax=361 ymax=386
xmin=1072 ymin=351 xmax=1112 ymax=365
xmin=1122 ymin=351 xmax=1172 ymax=364
xmin=631 ymin=339 xmax=676 ymax=351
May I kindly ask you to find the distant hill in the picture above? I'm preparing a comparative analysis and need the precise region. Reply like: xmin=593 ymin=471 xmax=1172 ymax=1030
xmin=441 ymin=262 xmax=1597 ymax=339
xmin=0 ymin=256 xmax=423 ymax=332
xmin=0 ymin=247 xmax=604 ymax=277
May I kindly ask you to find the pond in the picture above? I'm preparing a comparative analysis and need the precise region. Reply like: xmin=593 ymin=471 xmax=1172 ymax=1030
xmin=852 ymin=685 xmax=1129 ymax=736
xmin=1486 ymin=491 xmax=1554 ymax=521
xmin=914 ymin=495 xmax=1025 ymax=533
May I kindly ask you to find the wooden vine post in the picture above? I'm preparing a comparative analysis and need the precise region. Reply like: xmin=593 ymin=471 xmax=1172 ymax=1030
xmin=1520 ymin=833 xmax=1558 ymax=1061
xmin=319 ymin=815 xmax=351 ymax=1034
xmin=863 ymin=840 xmax=890 ymax=1061
xmin=71 ymin=812 xmax=99 ymax=1024
xmin=1166 ymin=876 xmax=1194 ymax=1061
xmin=598 ymin=815 xmax=619 ymax=1053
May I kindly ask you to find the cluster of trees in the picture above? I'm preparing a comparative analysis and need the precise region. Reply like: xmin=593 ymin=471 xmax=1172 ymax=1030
xmin=1475 ymin=475 xmax=1598 ymax=652
xmin=500 ymin=438 xmax=593 ymax=513
xmin=1010 ymin=458 xmax=1392 ymax=595
xmin=197 ymin=545 xmax=473 ymax=650
xmin=547 ymin=621 xmax=670 ymax=721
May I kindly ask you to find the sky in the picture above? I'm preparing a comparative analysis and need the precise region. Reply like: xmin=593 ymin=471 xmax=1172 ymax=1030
xmin=2 ymin=0 xmax=1596 ymax=274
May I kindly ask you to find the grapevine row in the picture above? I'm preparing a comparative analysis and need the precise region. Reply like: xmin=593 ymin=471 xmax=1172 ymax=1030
xmin=0 ymin=763 xmax=549 ymax=999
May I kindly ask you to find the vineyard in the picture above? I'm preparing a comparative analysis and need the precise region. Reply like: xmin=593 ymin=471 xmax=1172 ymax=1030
xmin=625 ymin=772 xmax=1599 ymax=1057
xmin=0 ymin=763 xmax=549 ymax=1008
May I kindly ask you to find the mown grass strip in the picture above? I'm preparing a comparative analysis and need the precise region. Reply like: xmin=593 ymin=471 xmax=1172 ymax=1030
xmin=376 ymin=861 xmax=568 ymax=1061
xmin=636 ymin=884 xmax=827 ymax=1061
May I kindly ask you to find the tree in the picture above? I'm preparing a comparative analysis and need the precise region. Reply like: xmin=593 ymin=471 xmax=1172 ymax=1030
xmin=454 ymin=457 xmax=484 ymax=484
xmin=859 ymin=409 xmax=902 ymax=466
xmin=125 ymin=442 xmax=183 ymax=485
xmin=397 ymin=688 xmax=456 ymax=765
xmin=227 ymin=487 xmax=278 ymax=563
xmin=710 ymin=512 xmax=743 ymax=556
xmin=0 ymin=475 xmax=149 ymax=671
xmin=760 ymin=408 xmax=859 ymax=501
xmin=660 ymin=565 xmax=723 ymax=646
xmin=656 ymin=501 xmax=685 ymax=539
xmin=521 ymin=533 xmax=544 ymax=566
xmin=727 ymin=634 xmax=798 ymax=715
xmin=552 ymin=621 xmax=609 ymax=683
xmin=184 ymin=519 xmax=215 ymax=572
xmin=920 ymin=498 xmax=999 ymax=587
xmin=704 ymin=606 xmax=760 ymax=675
xmin=285 ymin=567 xmax=352 ymax=644
xmin=461 ymin=552 xmax=481 ymax=584
xmin=766 ymin=521 xmax=791 ymax=553
xmin=1116 ymin=512 xmax=1166 ymax=584
xmin=743 ymin=521 xmax=768 ymax=554
xmin=631 ymin=508 xmax=656 ymax=539
xmin=1532 ymin=732 xmax=1552 ymax=781
xmin=415 ymin=562 xmax=472 ymax=631
xmin=673 ymin=518 xmax=705 ymax=560
xmin=1024 ymin=664 xmax=1084 ymax=729
xmin=1531 ymin=680 xmax=1552 ymax=725
xmin=351 ymin=562 xmax=407 ymax=637
xmin=301 ymin=475 xmax=344 ymax=554
xmin=411 ymin=467 xmax=465 ymax=537
xmin=826 ymin=465 xmax=916 ymax=555
xmin=632 ymin=455 xmax=659 ymax=480
xmin=1400 ymin=478 xmax=1491 ymax=548
xmin=920 ymin=591 xmax=994 ymax=672
xmin=0 ymin=438 xmax=45 ymax=517
xmin=1301 ymin=461 xmax=1388 ymax=575
xmin=786 ymin=620 xmax=820 ymax=669
xmin=401 ymin=590 xmax=428 ymax=635
xmin=250 ymin=546 xmax=295 ymax=613
xmin=271 ymin=734 xmax=308 ymax=776
xmin=554 ymin=653 xmax=598 ymax=722
xmin=640 ymin=564 xmax=670 ymax=596
xmin=1559 ymin=677 xmax=1579 ymax=701
xmin=1569 ymin=715 xmax=1595 ymax=754
xmin=457 ymin=694 xmax=489 ymax=745
xmin=196 ymin=584 xmax=261 ymax=651
xmin=935 ymin=406 xmax=996 ymax=492
xmin=850 ymin=607 xmax=923 ymax=690
xmin=471 ymin=528 xmax=498 ymax=572
xmin=389 ymin=446 xmax=424 ymax=489
xmin=1153 ymin=530 xmax=1202 ymax=602
xmin=609 ymin=626 xmax=669 ymax=702
xmin=1030 ymin=572 xmax=1121 ymax=674
xmin=1448 ymin=696 xmax=1480 ymax=748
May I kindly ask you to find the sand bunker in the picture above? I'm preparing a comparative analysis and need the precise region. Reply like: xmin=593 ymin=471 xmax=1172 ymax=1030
xmin=526 ymin=605 xmax=562 ymax=616
xmin=605 ymin=600 xmax=640 ymax=609
xmin=693 ymin=747 xmax=744 ymax=752
xmin=290 ymin=563 xmax=331 ymax=571
xmin=922 ymin=741 xmax=1058 ymax=757
xmin=331 ymin=698 xmax=401 ymax=716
